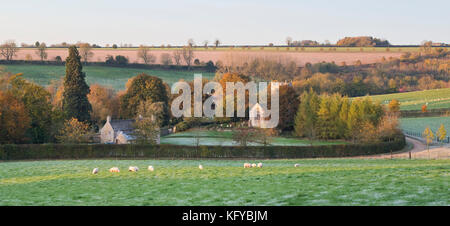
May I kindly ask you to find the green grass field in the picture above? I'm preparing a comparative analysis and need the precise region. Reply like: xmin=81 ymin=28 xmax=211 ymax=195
xmin=400 ymin=116 xmax=450 ymax=134
xmin=365 ymin=88 xmax=450 ymax=111
xmin=161 ymin=130 xmax=346 ymax=146
xmin=0 ymin=159 xmax=448 ymax=206
xmin=1 ymin=65 xmax=215 ymax=91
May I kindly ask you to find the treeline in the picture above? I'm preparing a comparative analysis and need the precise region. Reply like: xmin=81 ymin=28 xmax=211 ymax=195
xmin=336 ymin=36 xmax=390 ymax=47
xmin=294 ymin=89 xmax=403 ymax=143
xmin=216 ymin=48 xmax=450 ymax=97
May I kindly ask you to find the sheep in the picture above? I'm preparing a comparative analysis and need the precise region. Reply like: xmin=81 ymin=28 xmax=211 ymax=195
xmin=92 ymin=168 xmax=99 ymax=174
xmin=244 ymin=163 xmax=251 ymax=168
xmin=199 ymin=164 xmax=203 ymax=170
xmin=294 ymin=164 xmax=300 ymax=168
xmin=257 ymin=163 xmax=263 ymax=168
xmin=128 ymin=166 xmax=139 ymax=172
xmin=148 ymin=165 xmax=154 ymax=171
xmin=251 ymin=163 xmax=257 ymax=168
xmin=109 ymin=167 xmax=120 ymax=173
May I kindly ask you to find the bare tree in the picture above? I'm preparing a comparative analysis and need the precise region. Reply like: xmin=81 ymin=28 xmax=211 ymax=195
xmin=203 ymin=40 xmax=209 ymax=49
xmin=137 ymin=45 xmax=153 ymax=64
xmin=187 ymin=39 xmax=195 ymax=48
xmin=286 ymin=36 xmax=293 ymax=46
xmin=78 ymin=43 xmax=93 ymax=64
xmin=35 ymin=42 xmax=48 ymax=61
xmin=214 ymin=39 xmax=221 ymax=48
xmin=182 ymin=46 xmax=194 ymax=69
xmin=0 ymin=40 xmax=19 ymax=61
xmin=173 ymin=50 xmax=182 ymax=65
xmin=160 ymin=53 xmax=172 ymax=65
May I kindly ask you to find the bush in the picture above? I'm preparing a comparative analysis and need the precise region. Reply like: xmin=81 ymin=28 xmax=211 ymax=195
xmin=0 ymin=135 xmax=405 ymax=160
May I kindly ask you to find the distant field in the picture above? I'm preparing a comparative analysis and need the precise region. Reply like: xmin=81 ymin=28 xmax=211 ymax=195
xmin=400 ymin=116 xmax=450 ymax=134
xmin=14 ymin=48 xmax=407 ymax=66
xmin=161 ymin=130 xmax=346 ymax=146
xmin=365 ymin=88 xmax=450 ymax=111
xmin=1 ymin=64 xmax=215 ymax=91
xmin=0 ymin=159 xmax=448 ymax=205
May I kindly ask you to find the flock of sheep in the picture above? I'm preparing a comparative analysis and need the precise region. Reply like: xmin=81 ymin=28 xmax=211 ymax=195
xmin=91 ymin=163 xmax=302 ymax=174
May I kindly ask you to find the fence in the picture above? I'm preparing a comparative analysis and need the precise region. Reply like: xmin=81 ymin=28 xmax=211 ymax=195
xmin=403 ymin=130 xmax=450 ymax=144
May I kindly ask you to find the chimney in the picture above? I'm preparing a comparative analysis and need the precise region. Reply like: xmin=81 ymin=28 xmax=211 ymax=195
xmin=107 ymin=115 xmax=111 ymax=123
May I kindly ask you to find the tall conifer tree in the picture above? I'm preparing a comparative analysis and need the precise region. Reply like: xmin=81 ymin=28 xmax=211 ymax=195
xmin=62 ymin=46 xmax=92 ymax=122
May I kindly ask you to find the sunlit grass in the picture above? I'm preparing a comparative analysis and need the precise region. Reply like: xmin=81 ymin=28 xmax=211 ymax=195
xmin=0 ymin=159 xmax=448 ymax=206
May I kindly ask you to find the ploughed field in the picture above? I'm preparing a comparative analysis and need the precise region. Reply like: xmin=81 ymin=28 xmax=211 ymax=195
xmin=0 ymin=159 xmax=448 ymax=205
xmin=1 ymin=64 xmax=215 ymax=91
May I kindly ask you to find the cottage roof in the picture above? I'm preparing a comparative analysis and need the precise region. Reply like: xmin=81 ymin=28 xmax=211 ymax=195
xmin=110 ymin=119 xmax=135 ymax=132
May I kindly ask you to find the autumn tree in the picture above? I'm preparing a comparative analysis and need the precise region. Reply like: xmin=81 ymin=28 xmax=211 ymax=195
xmin=35 ymin=42 xmax=48 ymax=61
xmin=422 ymin=126 xmax=434 ymax=153
xmin=0 ymin=91 xmax=31 ymax=144
xmin=56 ymin=118 xmax=92 ymax=143
xmin=78 ymin=43 xmax=93 ymax=64
xmin=133 ymin=101 xmax=165 ymax=144
xmin=62 ymin=46 xmax=92 ymax=123
xmin=277 ymin=84 xmax=299 ymax=130
xmin=294 ymin=89 xmax=320 ymax=145
xmin=88 ymin=84 xmax=119 ymax=124
xmin=0 ymin=40 xmax=19 ymax=61
xmin=436 ymin=124 xmax=447 ymax=143
xmin=388 ymin=99 xmax=400 ymax=114
xmin=119 ymin=73 xmax=169 ymax=125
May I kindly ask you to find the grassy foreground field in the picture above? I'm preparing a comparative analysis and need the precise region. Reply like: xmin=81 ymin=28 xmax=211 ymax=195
xmin=366 ymin=88 xmax=450 ymax=111
xmin=0 ymin=159 xmax=448 ymax=206
xmin=1 ymin=65 xmax=215 ymax=91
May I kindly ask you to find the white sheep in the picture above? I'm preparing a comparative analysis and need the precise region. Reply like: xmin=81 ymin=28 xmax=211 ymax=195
xmin=251 ymin=163 xmax=257 ymax=168
xmin=128 ymin=166 xmax=139 ymax=172
xmin=92 ymin=168 xmax=99 ymax=174
xmin=199 ymin=164 xmax=203 ymax=170
xmin=294 ymin=164 xmax=300 ymax=168
xmin=148 ymin=165 xmax=154 ymax=171
xmin=244 ymin=163 xmax=251 ymax=168
xmin=257 ymin=163 xmax=263 ymax=168
xmin=109 ymin=167 xmax=120 ymax=173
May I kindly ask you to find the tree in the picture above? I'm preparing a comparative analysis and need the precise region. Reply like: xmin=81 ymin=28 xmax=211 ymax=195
xmin=78 ymin=43 xmax=93 ymax=64
xmin=423 ymin=126 xmax=434 ymax=154
xmin=232 ymin=127 xmax=257 ymax=147
xmin=0 ymin=90 xmax=31 ymax=144
xmin=294 ymin=89 xmax=320 ymax=145
xmin=35 ymin=41 xmax=40 ymax=47
xmin=137 ymin=45 xmax=156 ymax=64
xmin=56 ymin=118 xmax=91 ymax=143
xmin=187 ymin=39 xmax=195 ymax=47
xmin=112 ymin=44 xmax=118 ymax=49
xmin=203 ymin=40 xmax=209 ymax=49
xmin=133 ymin=100 xmax=165 ymax=144
xmin=421 ymin=104 xmax=428 ymax=113
xmin=286 ymin=36 xmax=293 ymax=46
xmin=119 ymin=73 xmax=169 ymax=125
xmin=436 ymin=124 xmax=447 ymax=144
xmin=388 ymin=99 xmax=400 ymax=114
xmin=278 ymin=85 xmax=299 ymax=130
xmin=88 ymin=84 xmax=119 ymax=124
xmin=62 ymin=46 xmax=92 ymax=123
xmin=160 ymin=53 xmax=172 ymax=65
xmin=35 ymin=42 xmax=48 ymax=61
xmin=0 ymin=40 xmax=19 ymax=61
xmin=182 ymin=46 xmax=194 ymax=69
xmin=173 ymin=50 xmax=182 ymax=65
xmin=214 ymin=39 xmax=221 ymax=48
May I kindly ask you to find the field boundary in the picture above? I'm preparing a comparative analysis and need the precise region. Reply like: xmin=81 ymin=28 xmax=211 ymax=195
xmin=0 ymin=137 xmax=405 ymax=161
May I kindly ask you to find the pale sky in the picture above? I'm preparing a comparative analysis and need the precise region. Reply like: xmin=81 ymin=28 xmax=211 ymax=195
xmin=0 ymin=0 xmax=449 ymax=46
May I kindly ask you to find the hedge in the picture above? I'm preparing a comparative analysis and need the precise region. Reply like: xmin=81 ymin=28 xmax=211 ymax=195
xmin=0 ymin=136 xmax=405 ymax=161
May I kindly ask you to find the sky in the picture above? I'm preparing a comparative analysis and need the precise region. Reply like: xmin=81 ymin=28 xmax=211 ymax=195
xmin=0 ymin=0 xmax=449 ymax=46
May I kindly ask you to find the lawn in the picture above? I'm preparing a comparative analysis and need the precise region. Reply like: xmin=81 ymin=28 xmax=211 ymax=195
xmin=1 ymin=64 xmax=215 ymax=91
xmin=366 ymin=88 xmax=450 ymax=111
xmin=400 ymin=116 xmax=450 ymax=134
xmin=0 ymin=159 xmax=448 ymax=206
xmin=160 ymin=130 xmax=346 ymax=146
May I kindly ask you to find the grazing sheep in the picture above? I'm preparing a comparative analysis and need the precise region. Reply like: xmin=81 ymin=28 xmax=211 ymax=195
xmin=148 ymin=165 xmax=154 ymax=171
xmin=128 ymin=166 xmax=139 ymax=172
xmin=251 ymin=163 xmax=257 ymax=168
xmin=257 ymin=163 xmax=263 ymax=168
xmin=244 ymin=163 xmax=251 ymax=168
xmin=92 ymin=168 xmax=99 ymax=174
xmin=109 ymin=167 xmax=120 ymax=173
xmin=294 ymin=164 xmax=300 ymax=168
xmin=199 ymin=164 xmax=203 ymax=170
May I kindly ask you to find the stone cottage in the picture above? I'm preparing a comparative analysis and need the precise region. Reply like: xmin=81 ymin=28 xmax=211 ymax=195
xmin=99 ymin=116 xmax=160 ymax=144
xmin=248 ymin=103 xmax=267 ymax=128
